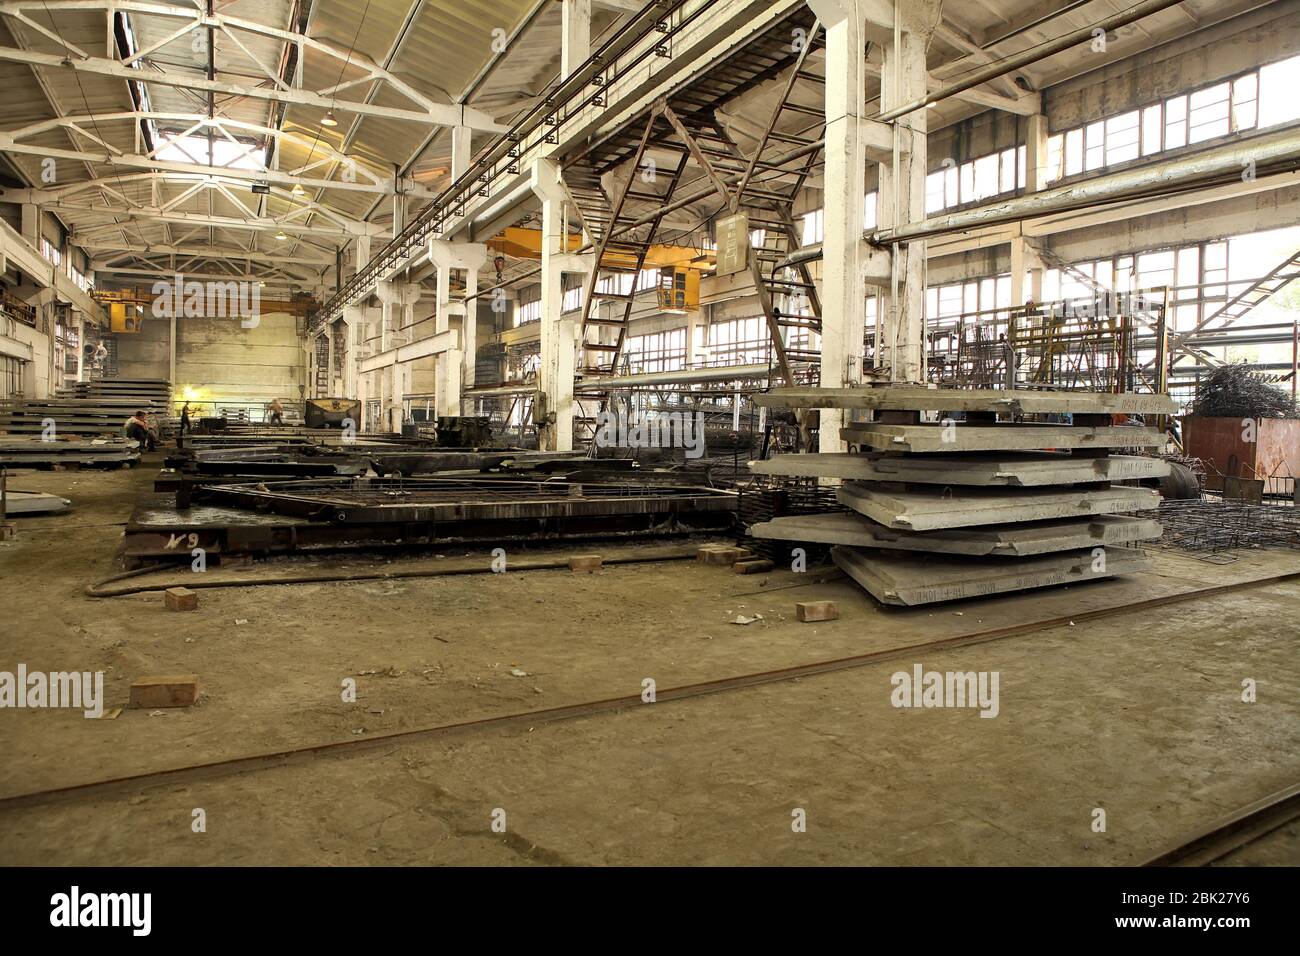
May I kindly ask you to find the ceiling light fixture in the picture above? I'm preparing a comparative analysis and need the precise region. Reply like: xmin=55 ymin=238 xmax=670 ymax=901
xmin=321 ymin=110 xmax=339 ymax=128
xmin=275 ymin=231 xmax=287 ymax=241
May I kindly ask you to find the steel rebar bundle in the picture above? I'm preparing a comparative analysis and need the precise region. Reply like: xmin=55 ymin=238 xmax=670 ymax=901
xmin=1189 ymin=364 xmax=1299 ymax=419
xmin=1154 ymin=499 xmax=1300 ymax=561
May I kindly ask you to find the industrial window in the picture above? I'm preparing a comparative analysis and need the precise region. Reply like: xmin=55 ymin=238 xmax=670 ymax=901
xmin=624 ymin=328 xmax=686 ymax=375
xmin=68 ymin=264 xmax=93 ymax=292
xmin=927 ymin=147 xmax=1023 ymax=214
xmin=1104 ymin=111 xmax=1141 ymax=165
xmin=801 ymin=192 xmax=877 ymax=243
xmin=0 ymin=355 xmax=24 ymax=398
xmin=802 ymin=208 xmax=824 ymax=245
xmin=515 ymin=297 xmax=540 ymax=327
xmin=706 ymin=316 xmax=771 ymax=367
xmin=1044 ymin=53 xmax=1300 ymax=183
xmin=40 ymin=237 xmax=61 ymax=267
xmin=1188 ymin=82 xmax=1231 ymax=143
xmin=562 ymin=285 xmax=583 ymax=314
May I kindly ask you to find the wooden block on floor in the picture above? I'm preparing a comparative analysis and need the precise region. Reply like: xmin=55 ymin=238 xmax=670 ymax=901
xmin=164 ymin=586 xmax=198 ymax=611
xmin=733 ymin=558 xmax=774 ymax=575
xmin=0 ymin=524 xmax=16 ymax=541
xmin=129 ymin=675 xmax=201 ymax=709
xmin=569 ymin=554 xmax=603 ymax=572
xmin=796 ymin=600 xmax=839 ymax=622
xmin=698 ymin=545 xmax=751 ymax=565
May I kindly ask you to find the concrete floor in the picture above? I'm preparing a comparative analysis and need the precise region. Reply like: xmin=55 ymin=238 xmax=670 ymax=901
xmin=0 ymin=456 xmax=1297 ymax=865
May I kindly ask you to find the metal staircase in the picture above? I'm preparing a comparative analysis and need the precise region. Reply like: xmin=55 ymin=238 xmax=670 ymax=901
xmin=1187 ymin=249 xmax=1300 ymax=336
xmin=569 ymin=109 xmax=692 ymax=380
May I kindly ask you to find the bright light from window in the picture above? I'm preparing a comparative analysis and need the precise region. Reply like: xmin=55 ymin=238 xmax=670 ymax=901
xmin=155 ymin=132 xmax=265 ymax=171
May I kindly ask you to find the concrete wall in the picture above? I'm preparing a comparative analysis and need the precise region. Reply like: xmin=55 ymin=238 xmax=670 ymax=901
xmin=112 ymin=311 xmax=305 ymax=409
xmin=0 ymin=316 xmax=50 ymax=398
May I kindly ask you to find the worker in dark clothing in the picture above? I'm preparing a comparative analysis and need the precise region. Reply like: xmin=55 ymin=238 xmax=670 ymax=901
xmin=124 ymin=410 xmax=157 ymax=452
xmin=177 ymin=402 xmax=192 ymax=449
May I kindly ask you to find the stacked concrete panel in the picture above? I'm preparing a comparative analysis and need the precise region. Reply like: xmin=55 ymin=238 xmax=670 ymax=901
xmin=749 ymin=387 xmax=1175 ymax=607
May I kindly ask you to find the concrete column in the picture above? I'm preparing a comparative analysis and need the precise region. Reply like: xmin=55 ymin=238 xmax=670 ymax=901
xmin=341 ymin=306 xmax=362 ymax=403
xmin=561 ymin=0 xmax=591 ymax=81
xmin=462 ymin=265 xmax=480 ymax=392
xmin=321 ymin=325 xmax=335 ymax=399
xmin=20 ymin=204 xmax=38 ymax=246
xmin=430 ymin=240 xmax=488 ymax=418
xmin=167 ymin=312 xmax=177 ymax=385
xmin=1026 ymin=113 xmax=1050 ymax=193
xmin=808 ymin=0 xmax=869 ymax=453
xmin=877 ymin=1 xmax=938 ymax=386
xmin=73 ymin=310 xmax=85 ymax=382
xmin=304 ymin=339 xmax=316 ymax=399
xmin=1010 ymin=237 xmax=1046 ymax=308
xmin=376 ymin=282 xmax=422 ymax=430
xmin=451 ymin=127 xmax=472 ymax=181
xmin=531 ymin=158 xmax=578 ymax=451
xmin=355 ymin=236 xmax=371 ymax=273
xmin=393 ymin=190 xmax=407 ymax=235
xmin=686 ymin=306 xmax=706 ymax=367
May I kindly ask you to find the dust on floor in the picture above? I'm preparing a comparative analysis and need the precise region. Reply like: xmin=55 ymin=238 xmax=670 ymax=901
xmin=0 ymin=458 xmax=1297 ymax=865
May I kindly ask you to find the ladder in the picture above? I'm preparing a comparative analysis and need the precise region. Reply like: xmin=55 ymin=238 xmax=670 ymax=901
xmin=568 ymin=109 xmax=691 ymax=379
xmin=701 ymin=23 xmax=827 ymax=372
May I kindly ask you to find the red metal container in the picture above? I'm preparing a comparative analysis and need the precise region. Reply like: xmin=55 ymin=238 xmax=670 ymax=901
xmin=1182 ymin=415 xmax=1300 ymax=492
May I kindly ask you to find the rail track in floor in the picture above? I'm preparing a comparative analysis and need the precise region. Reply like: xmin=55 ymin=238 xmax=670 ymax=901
xmin=1140 ymin=782 xmax=1300 ymax=866
xmin=3 ymin=559 xmax=1300 ymax=858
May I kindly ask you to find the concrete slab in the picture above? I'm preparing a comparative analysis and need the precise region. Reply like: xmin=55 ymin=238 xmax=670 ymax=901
xmin=837 ymin=482 xmax=1161 ymax=531
xmin=756 ymin=386 xmax=1176 ymax=416
xmin=832 ymin=545 xmax=1151 ymax=606
xmin=749 ymin=452 xmax=1171 ymax=486
xmin=840 ymin=422 xmax=1164 ymax=453
xmin=751 ymin=512 xmax=1163 ymax=556
xmin=0 ymin=490 xmax=73 ymax=515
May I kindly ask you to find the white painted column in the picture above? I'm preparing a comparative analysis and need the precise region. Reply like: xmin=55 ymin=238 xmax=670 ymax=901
xmin=73 ymin=310 xmax=85 ymax=383
xmin=877 ymin=0 xmax=938 ymax=386
xmin=1009 ymin=237 xmax=1046 ymax=308
xmin=462 ymin=264 xmax=480 ymax=392
xmin=429 ymin=241 xmax=488 ymax=418
xmin=375 ymin=284 xmax=408 ymax=430
xmin=451 ymin=126 xmax=472 ymax=181
xmin=531 ymin=158 xmax=578 ymax=451
xmin=1026 ymin=113 xmax=1050 ymax=193
xmin=808 ymin=0 xmax=869 ymax=453
xmin=342 ymin=306 xmax=362 ymax=403
xmin=561 ymin=0 xmax=591 ymax=81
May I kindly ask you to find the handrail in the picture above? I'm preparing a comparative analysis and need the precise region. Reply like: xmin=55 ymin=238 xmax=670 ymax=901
xmin=310 ymin=0 xmax=706 ymax=333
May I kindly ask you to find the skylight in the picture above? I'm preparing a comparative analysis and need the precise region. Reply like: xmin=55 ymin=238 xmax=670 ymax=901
xmin=155 ymin=131 xmax=267 ymax=172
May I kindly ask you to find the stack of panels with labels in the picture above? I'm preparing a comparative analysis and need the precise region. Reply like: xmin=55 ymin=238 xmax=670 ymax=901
xmin=57 ymin=379 xmax=172 ymax=406
xmin=747 ymin=387 xmax=1175 ymax=607
xmin=0 ymin=396 xmax=168 ymax=438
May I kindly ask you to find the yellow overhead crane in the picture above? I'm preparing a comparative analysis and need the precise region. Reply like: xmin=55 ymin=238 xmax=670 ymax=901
xmin=486 ymin=227 xmax=712 ymax=311
xmin=93 ymin=287 xmax=317 ymax=332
